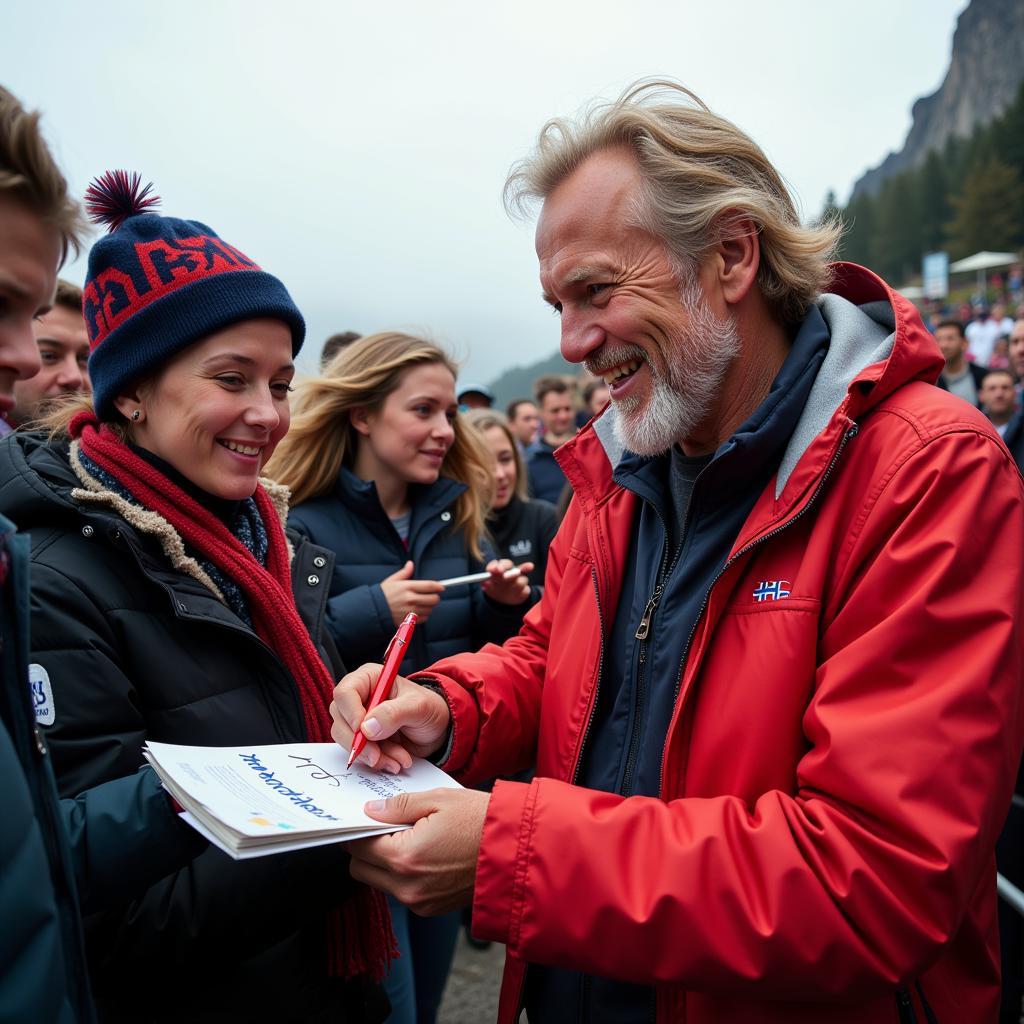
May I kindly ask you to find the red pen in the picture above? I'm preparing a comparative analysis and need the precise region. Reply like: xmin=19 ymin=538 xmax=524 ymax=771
xmin=347 ymin=612 xmax=417 ymax=768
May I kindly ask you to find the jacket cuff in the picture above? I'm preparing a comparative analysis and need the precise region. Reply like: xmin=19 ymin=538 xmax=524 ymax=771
xmin=414 ymin=680 xmax=455 ymax=765
xmin=472 ymin=778 xmax=536 ymax=945
xmin=409 ymin=671 xmax=480 ymax=775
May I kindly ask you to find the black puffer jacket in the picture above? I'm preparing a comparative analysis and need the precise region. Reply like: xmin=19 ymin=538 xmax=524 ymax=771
xmin=0 ymin=433 xmax=385 ymax=1024
xmin=289 ymin=467 xmax=527 ymax=675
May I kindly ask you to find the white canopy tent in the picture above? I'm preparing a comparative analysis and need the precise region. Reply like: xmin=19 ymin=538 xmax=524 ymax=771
xmin=948 ymin=251 xmax=1019 ymax=295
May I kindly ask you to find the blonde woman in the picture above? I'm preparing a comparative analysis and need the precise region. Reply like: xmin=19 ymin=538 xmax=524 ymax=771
xmin=465 ymin=409 xmax=558 ymax=597
xmin=265 ymin=331 xmax=531 ymax=1024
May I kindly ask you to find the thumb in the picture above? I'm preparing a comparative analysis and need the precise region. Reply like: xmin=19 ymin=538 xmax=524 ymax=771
xmin=364 ymin=789 xmax=440 ymax=823
xmin=384 ymin=560 xmax=415 ymax=582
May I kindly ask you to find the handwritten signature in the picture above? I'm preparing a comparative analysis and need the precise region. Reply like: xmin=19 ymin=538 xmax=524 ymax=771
xmin=287 ymin=754 xmax=351 ymax=787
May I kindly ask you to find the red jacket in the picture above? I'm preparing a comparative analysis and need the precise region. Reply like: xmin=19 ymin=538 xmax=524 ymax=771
xmin=423 ymin=264 xmax=1024 ymax=1023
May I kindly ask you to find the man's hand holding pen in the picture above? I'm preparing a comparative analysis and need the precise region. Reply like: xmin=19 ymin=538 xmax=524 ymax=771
xmin=331 ymin=663 xmax=487 ymax=915
xmin=330 ymin=663 xmax=450 ymax=773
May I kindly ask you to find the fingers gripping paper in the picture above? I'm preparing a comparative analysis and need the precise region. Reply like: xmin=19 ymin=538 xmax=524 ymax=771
xmin=143 ymin=741 xmax=461 ymax=859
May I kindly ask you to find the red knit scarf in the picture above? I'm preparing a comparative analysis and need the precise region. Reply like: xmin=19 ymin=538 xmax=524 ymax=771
xmin=70 ymin=412 xmax=396 ymax=981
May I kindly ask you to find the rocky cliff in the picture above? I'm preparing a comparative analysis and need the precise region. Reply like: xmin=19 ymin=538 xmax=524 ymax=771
xmin=850 ymin=0 xmax=1024 ymax=200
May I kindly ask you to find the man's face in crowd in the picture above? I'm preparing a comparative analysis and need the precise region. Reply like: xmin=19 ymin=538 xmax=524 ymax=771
xmin=539 ymin=388 xmax=574 ymax=441
xmin=0 ymin=194 xmax=59 ymax=418
xmin=536 ymin=146 xmax=738 ymax=455
xmin=1009 ymin=323 xmax=1024 ymax=381
xmin=509 ymin=401 xmax=539 ymax=445
xmin=935 ymin=325 xmax=967 ymax=367
xmin=10 ymin=304 xmax=90 ymax=424
xmin=587 ymin=382 xmax=610 ymax=416
xmin=980 ymin=372 xmax=1017 ymax=419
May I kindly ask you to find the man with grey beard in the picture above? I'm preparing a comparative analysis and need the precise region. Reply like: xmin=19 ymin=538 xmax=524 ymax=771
xmin=333 ymin=81 xmax=1024 ymax=1024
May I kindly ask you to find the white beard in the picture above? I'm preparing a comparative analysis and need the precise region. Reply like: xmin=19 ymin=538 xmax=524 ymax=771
xmin=611 ymin=280 xmax=741 ymax=456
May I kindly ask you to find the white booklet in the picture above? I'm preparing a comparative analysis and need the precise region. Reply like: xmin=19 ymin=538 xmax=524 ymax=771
xmin=143 ymin=740 xmax=461 ymax=860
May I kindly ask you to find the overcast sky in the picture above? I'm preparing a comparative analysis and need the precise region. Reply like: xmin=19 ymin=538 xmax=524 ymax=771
xmin=3 ymin=0 xmax=967 ymax=384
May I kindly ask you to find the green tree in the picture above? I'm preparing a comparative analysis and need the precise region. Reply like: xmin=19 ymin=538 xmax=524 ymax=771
xmin=944 ymin=155 xmax=1024 ymax=258
xmin=840 ymin=191 xmax=876 ymax=266
xmin=872 ymin=173 xmax=923 ymax=282
xmin=918 ymin=150 xmax=949 ymax=253
xmin=989 ymin=79 xmax=1024 ymax=181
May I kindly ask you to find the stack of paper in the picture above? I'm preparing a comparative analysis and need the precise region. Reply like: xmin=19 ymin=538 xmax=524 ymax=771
xmin=143 ymin=740 xmax=461 ymax=860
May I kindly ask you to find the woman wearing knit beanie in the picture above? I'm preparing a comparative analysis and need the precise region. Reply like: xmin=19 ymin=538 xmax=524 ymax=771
xmin=0 ymin=173 xmax=392 ymax=1022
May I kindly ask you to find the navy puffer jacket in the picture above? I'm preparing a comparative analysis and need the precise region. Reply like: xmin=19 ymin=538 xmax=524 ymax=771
xmin=288 ymin=467 xmax=528 ymax=674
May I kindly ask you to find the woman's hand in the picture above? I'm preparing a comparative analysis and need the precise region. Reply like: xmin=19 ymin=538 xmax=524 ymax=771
xmin=380 ymin=560 xmax=444 ymax=627
xmin=481 ymin=559 xmax=533 ymax=606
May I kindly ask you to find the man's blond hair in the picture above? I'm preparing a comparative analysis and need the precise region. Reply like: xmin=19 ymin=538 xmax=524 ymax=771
xmin=0 ymin=86 xmax=86 ymax=264
xmin=505 ymin=79 xmax=840 ymax=325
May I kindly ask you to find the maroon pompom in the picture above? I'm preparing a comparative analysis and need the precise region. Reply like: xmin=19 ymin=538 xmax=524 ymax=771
xmin=84 ymin=171 xmax=160 ymax=232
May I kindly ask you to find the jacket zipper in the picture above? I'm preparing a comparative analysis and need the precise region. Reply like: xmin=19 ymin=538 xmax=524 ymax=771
xmin=623 ymin=500 xmax=685 ymax=795
xmin=657 ymin=423 xmax=859 ymax=798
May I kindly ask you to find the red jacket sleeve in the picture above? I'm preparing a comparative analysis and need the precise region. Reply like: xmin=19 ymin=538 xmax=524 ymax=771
xmin=414 ymin=497 xmax=580 ymax=780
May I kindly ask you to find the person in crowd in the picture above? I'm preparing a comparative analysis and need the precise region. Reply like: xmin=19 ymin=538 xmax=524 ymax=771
xmin=0 ymin=170 xmax=392 ymax=1023
xmin=979 ymin=368 xmax=1019 ymax=438
xmin=935 ymin=318 xmax=987 ymax=407
xmin=1009 ymin=318 xmax=1024 ymax=402
xmin=265 ymin=330 xmax=532 ymax=1024
xmin=992 ymin=301 xmax=1015 ymax=340
xmin=456 ymin=381 xmax=494 ymax=410
xmin=332 ymin=80 xmax=1024 ymax=1024
xmin=321 ymin=329 xmax=363 ymax=370
xmin=525 ymin=374 xmax=575 ymax=502
xmin=1 ymin=278 xmax=89 ymax=436
xmin=989 ymin=335 xmax=1011 ymax=370
xmin=966 ymin=303 xmax=1000 ymax=366
xmin=465 ymin=408 xmax=557 ymax=597
xmin=999 ymin=391 xmax=1024 ymax=471
xmin=0 ymin=86 xmax=216 ymax=1024
xmin=506 ymin=396 xmax=540 ymax=448
xmin=579 ymin=377 xmax=610 ymax=424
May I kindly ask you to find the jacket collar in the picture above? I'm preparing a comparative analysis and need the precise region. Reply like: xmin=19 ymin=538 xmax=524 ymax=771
xmin=335 ymin=464 xmax=465 ymax=511
xmin=333 ymin=465 xmax=467 ymax=549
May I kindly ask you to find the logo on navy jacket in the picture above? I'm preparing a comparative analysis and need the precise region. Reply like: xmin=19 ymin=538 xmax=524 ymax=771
xmin=509 ymin=539 xmax=533 ymax=558
xmin=753 ymin=580 xmax=791 ymax=602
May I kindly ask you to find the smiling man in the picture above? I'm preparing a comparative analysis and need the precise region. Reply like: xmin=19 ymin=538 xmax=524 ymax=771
xmin=334 ymin=81 xmax=1024 ymax=1024
xmin=3 ymin=279 xmax=89 ymax=433
xmin=525 ymin=374 xmax=575 ymax=502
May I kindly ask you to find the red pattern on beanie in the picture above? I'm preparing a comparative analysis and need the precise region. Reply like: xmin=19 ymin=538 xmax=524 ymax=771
xmin=71 ymin=411 xmax=396 ymax=980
